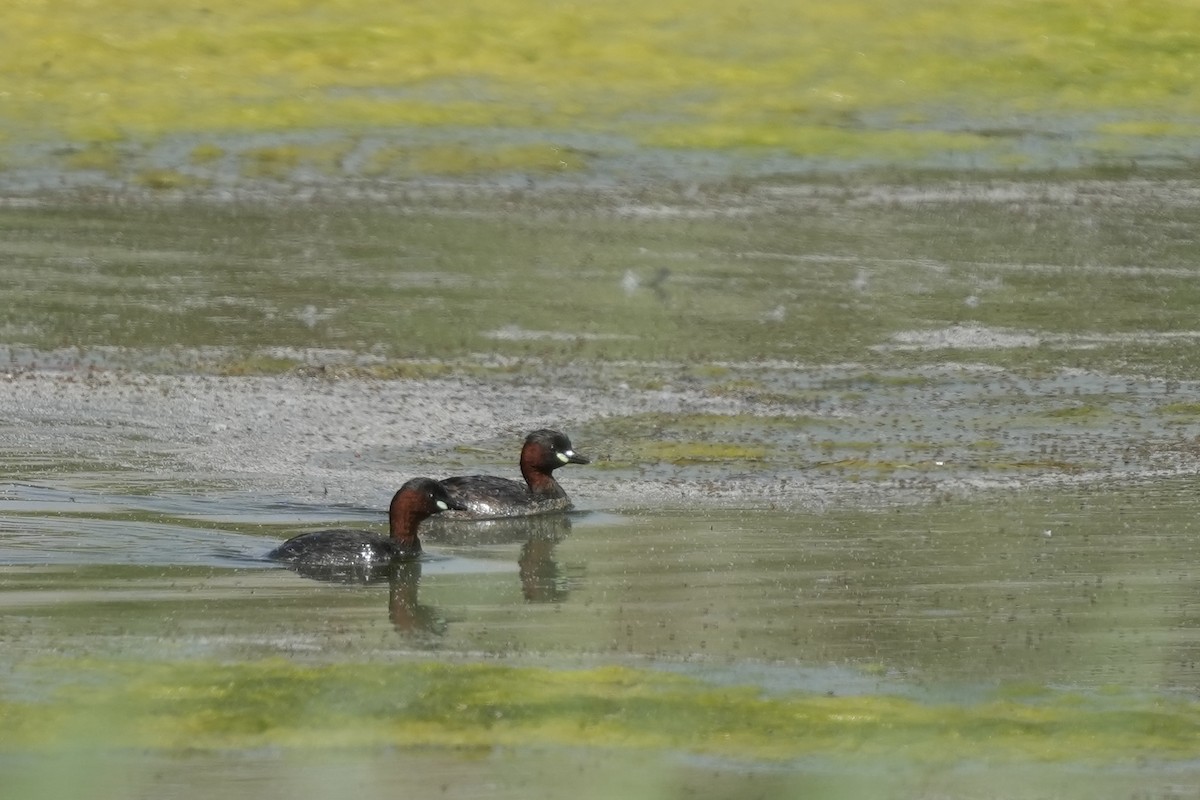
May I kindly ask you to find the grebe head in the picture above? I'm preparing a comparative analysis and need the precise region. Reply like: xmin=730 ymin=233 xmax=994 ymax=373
xmin=521 ymin=429 xmax=590 ymax=474
xmin=389 ymin=477 xmax=467 ymax=544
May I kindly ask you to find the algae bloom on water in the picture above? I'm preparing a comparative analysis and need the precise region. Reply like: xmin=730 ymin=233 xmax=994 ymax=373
xmin=5 ymin=0 xmax=1200 ymax=183
xmin=4 ymin=659 xmax=1200 ymax=767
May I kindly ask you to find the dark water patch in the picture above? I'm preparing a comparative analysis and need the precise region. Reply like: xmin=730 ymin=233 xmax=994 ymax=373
xmin=4 ymin=179 xmax=1200 ymax=375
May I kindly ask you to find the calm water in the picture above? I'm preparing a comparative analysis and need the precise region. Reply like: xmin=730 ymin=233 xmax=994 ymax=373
xmin=5 ymin=179 xmax=1200 ymax=798
xmin=4 ymin=475 xmax=1200 ymax=798
xmin=4 ymin=476 xmax=1199 ymax=688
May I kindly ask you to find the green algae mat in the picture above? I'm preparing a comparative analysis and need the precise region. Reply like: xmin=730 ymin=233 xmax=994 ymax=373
xmin=6 ymin=660 xmax=1199 ymax=762
xmin=6 ymin=0 xmax=1200 ymax=184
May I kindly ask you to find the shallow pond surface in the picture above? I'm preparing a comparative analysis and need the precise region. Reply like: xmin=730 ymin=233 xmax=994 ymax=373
xmin=4 ymin=476 xmax=1200 ymax=798
xmin=4 ymin=477 xmax=1200 ymax=691
xmin=5 ymin=178 xmax=1200 ymax=797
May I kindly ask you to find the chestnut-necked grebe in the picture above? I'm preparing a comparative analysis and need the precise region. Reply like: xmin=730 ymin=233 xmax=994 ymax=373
xmin=267 ymin=477 xmax=463 ymax=568
xmin=439 ymin=429 xmax=589 ymax=519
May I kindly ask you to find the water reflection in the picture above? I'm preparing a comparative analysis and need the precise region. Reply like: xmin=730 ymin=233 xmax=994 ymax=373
xmin=423 ymin=514 xmax=572 ymax=547
xmin=271 ymin=557 xmax=445 ymax=635
xmin=275 ymin=514 xmax=576 ymax=634
xmin=427 ymin=514 xmax=575 ymax=603
xmin=387 ymin=561 xmax=445 ymax=636
xmin=518 ymin=533 xmax=570 ymax=603
xmin=277 ymin=557 xmax=397 ymax=585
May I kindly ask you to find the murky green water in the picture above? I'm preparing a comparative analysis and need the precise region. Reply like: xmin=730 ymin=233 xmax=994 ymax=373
xmin=6 ymin=178 xmax=1200 ymax=376
xmin=4 ymin=479 xmax=1200 ymax=797
xmin=5 ymin=178 xmax=1200 ymax=798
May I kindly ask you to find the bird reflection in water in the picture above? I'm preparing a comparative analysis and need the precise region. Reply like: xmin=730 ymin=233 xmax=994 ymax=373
xmin=277 ymin=514 xmax=576 ymax=635
xmin=518 ymin=526 xmax=571 ymax=602
xmin=278 ymin=557 xmax=446 ymax=636
xmin=424 ymin=514 xmax=575 ymax=604
xmin=386 ymin=560 xmax=445 ymax=636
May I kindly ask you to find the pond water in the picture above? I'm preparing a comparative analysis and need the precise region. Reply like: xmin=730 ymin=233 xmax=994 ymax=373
xmin=4 ymin=475 xmax=1200 ymax=797
xmin=4 ymin=178 xmax=1200 ymax=798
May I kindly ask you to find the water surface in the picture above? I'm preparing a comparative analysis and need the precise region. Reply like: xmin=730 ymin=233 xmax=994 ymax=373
xmin=5 ymin=179 xmax=1200 ymax=797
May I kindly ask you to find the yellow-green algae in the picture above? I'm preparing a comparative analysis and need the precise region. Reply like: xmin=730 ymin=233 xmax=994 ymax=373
xmin=4 ymin=660 xmax=1199 ymax=763
xmin=212 ymin=353 xmax=303 ymax=376
xmin=5 ymin=0 xmax=1200 ymax=175
xmin=1159 ymin=401 xmax=1200 ymax=416
xmin=1037 ymin=404 xmax=1109 ymax=421
xmin=133 ymin=168 xmax=201 ymax=190
xmin=592 ymin=412 xmax=817 ymax=437
xmin=365 ymin=142 xmax=587 ymax=178
xmin=640 ymin=441 xmax=769 ymax=465
xmin=586 ymin=412 xmax=818 ymax=468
